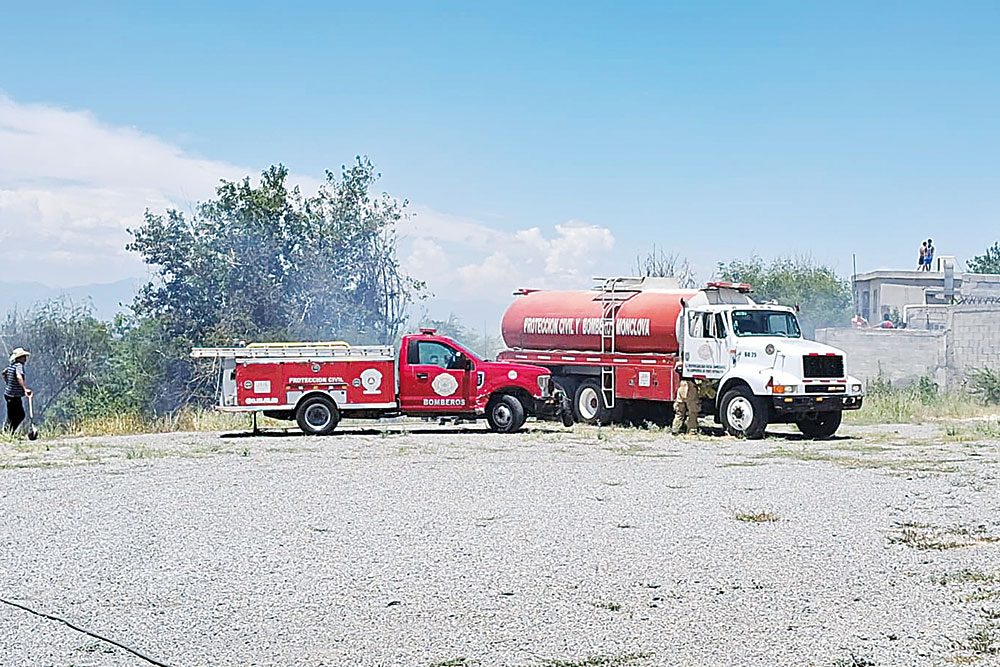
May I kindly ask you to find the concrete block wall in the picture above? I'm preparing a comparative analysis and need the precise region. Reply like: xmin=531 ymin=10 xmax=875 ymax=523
xmin=948 ymin=307 xmax=1000 ymax=374
xmin=818 ymin=304 xmax=1000 ymax=386
xmin=814 ymin=328 xmax=947 ymax=386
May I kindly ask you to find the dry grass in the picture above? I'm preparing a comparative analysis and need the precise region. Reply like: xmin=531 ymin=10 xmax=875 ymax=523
xmin=49 ymin=408 xmax=262 ymax=437
xmin=846 ymin=389 xmax=997 ymax=425
xmin=889 ymin=522 xmax=999 ymax=551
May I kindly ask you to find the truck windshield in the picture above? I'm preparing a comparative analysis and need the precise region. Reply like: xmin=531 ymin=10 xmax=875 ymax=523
xmin=732 ymin=310 xmax=801 ymax=338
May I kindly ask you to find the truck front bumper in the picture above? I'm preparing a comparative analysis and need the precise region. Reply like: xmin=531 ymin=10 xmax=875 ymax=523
xmin=771 ymin=395 xmax=863 ymax=415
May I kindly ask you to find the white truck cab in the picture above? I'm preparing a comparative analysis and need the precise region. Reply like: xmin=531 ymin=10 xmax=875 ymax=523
xmin=678 ymin=283 xmax=863 ymax=438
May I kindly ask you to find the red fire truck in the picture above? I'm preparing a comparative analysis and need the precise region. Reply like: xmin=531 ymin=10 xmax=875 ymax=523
xmin=192 ymin=329 xmax=571 ymax=435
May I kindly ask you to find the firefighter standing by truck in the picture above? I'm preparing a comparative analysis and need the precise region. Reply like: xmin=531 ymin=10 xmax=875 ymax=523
xmin=672 ymin=362 xmax=699 ymax=435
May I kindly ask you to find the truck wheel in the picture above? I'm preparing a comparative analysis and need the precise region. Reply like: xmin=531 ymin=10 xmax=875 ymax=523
xmin=719 ymin=387 xmax=767 ymax=439
xmin=486 ymin=395 xmax=526 ymax=433
xmin=796 ymin=411 xmax=842 ymax=439
xmin=296 ymin=395 xmax=340 ymax=435
xmin=574 ymin=379 xmax=613 ymax=426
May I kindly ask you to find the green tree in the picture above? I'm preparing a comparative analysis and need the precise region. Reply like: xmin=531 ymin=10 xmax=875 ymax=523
xmin=127 ymin=158 xmax=423 ymax=412
xmin=967 ymin=242 xmax=1000 ymax=274
xmin=717 ymin=256 xmax=851 ymax=337
xmin=129 ymin=158 xmax=418 ymax=345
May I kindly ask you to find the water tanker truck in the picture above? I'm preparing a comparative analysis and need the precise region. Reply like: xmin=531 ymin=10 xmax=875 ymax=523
xmin=497 ymin=277 xmax=863 ymax=438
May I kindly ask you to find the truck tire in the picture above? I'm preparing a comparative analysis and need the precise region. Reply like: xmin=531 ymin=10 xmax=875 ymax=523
xmin=486 ymin=394 xmax=526 ymax=433
xmin=552 ymin=377 xmax=577 ymax=427
xmin=574 ymin=379 xmax=614 ymax=426
xmin=296 ymin=395 xmax=340 ymax=435
xmin=796 ymin=411 xmax=842 ymax=439
xmin=719 ymin=386 xmax=767 ymax=439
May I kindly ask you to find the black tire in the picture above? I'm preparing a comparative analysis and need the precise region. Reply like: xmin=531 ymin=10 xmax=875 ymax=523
xmin=486 ymin=394 xmax=527 ymax=433
xmin=552 ymin=377 xmax=577 ymax=427
xmin=719 ymin=386 xmax=768 ymax=439
xmin=296 ymin=395 xmax=340 ymax=435
xmin=796 ymin=411 xmax=843 ymax=439
xmin=559 ymin=392 xmax=575 ymax=427
xmin=573 ymin=379 xmax=614 ymax=426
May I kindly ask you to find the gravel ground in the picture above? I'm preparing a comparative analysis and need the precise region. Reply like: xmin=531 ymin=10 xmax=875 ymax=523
xmin=1 ymin=420 xmax=999 ymax=666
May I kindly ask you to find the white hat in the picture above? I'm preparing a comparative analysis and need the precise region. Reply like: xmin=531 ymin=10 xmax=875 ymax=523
xmin=9 ymin=347 xmax=30 ymax=363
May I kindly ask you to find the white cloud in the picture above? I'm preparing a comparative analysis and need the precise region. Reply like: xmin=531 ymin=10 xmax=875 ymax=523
xmin=0 ymin=94 xmax=252 ymax=285
xmin=399 ymin=207 xmax=616 ymax=305
xmin=0 ymin=95 xmax=616 ymax=329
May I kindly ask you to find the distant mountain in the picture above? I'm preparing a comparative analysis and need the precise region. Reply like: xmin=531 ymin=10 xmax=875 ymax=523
xmin=0 ymin=278 xmax=139 ymax=322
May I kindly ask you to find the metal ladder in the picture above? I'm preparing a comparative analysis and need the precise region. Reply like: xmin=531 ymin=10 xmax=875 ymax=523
xmin=594 ymin=277 xmax=643 ymax=409
xmin=191 ymin=343 xmax=395 ymax=360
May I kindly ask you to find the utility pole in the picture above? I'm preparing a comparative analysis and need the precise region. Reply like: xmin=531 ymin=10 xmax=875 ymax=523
xmin=852 ymin=253 xmax=858 ymax=316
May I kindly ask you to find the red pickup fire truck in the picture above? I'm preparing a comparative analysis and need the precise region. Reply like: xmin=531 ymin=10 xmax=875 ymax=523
xmin=192 ymin=329 xmax=571 ymax=435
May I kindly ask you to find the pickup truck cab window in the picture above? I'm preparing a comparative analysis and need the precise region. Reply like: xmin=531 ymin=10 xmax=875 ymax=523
xmin=732 ymin=310 xmax=801 ymax=338
xmin=409 ymin=340 xmax=464 ymax=369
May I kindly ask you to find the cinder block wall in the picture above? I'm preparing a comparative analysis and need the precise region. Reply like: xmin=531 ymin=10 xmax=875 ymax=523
xmin=814 ymin=328 xmax=947 ymax=385
xmin=948 ymin=306 xmax=1000 ymax=374
xmin=817 ymin=304 xmax=1000 ymax=386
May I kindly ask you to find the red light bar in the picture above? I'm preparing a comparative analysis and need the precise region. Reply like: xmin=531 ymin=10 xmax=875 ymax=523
xmin=706 ymin=281 xmax=752 ymax=292
xmin=419 ymin=328 xmax=437 ymax=334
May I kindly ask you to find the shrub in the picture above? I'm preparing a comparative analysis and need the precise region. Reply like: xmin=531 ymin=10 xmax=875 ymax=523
xmin=968 ymin=368 xmax=1000 ymax=405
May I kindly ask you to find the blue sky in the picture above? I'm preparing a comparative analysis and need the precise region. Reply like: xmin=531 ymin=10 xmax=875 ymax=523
xmin=1 ymin=2 xmax=998 ymax=324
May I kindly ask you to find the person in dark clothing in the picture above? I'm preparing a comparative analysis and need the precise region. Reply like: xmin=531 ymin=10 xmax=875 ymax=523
xmin=3 ymin=348 xmax=32 ymax=433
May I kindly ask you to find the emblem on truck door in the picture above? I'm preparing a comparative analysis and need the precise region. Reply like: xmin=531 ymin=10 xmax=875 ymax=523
xmin=360 ymin=368 xmax=384 ymax=395
xmin=432 ymin=373 xmax=459 ymax=396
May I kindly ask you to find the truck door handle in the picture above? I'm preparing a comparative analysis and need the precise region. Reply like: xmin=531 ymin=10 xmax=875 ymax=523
xmin=416 ymin=373 xmax=429 ymax=380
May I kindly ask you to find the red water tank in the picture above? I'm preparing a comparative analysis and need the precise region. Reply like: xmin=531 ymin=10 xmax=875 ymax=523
xmin=501 ymin=289 xmax=698 ymax=354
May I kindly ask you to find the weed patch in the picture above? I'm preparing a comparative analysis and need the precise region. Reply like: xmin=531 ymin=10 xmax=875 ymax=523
xmin=890 ymin=522 xmax=1000 ymax=550
xmin=734 ymin=510 xmax=780 ymax=523
xmin=542 ymin=652 xmax=653 ymax=667
xmin=953 ymin=624 xmax=999 ymax=657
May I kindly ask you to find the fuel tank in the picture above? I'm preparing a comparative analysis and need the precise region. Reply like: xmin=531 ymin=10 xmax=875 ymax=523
xmin=501 ymin=288 xmax=698 ymax=354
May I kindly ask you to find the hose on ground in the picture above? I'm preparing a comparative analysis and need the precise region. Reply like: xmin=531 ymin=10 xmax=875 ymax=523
xmin=0 ymin=595 xmax=170 ymax=666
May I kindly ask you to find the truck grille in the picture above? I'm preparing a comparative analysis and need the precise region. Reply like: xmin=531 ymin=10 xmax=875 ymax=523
xmin=805 ymin=384 xmax=846 ymax=393
xmin=802 ymin=355 xmax=844 ymax=378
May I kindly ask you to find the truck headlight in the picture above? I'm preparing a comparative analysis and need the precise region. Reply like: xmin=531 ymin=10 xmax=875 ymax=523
xmin=772 ymin=385 xmax=798 ymax=394
xmin=538 ymin=375 xmax=551 ymax=396
xmin=851 ymin=383 xmax=862 ymax=393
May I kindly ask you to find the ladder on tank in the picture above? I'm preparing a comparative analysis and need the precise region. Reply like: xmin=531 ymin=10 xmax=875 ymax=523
xmin=594 ymin=277 xmax=644 ymax=410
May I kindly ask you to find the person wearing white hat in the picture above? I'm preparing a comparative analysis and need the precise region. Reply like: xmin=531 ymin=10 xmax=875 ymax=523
xmin=3 ymin=347 xmax=32 ymax=433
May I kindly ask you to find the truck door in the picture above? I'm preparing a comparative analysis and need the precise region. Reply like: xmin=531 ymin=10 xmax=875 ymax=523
xmin=399 ymin=339 xmax=472 ymax=413
xmin=681 ymin=310 xmax=729 ymax=380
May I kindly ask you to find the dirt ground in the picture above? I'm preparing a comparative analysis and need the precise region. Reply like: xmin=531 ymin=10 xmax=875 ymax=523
xmin=1 ymin=418 xmax=999 ymax=666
